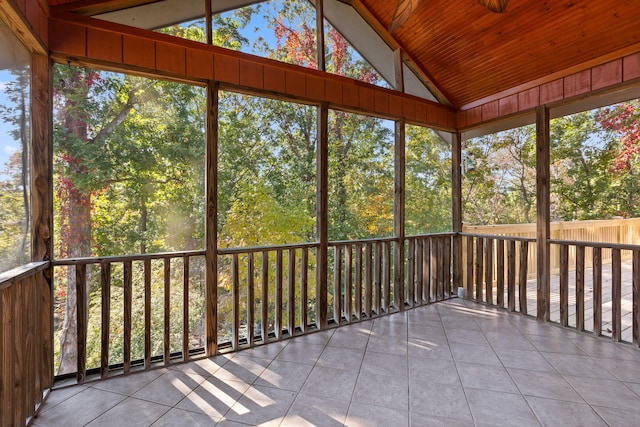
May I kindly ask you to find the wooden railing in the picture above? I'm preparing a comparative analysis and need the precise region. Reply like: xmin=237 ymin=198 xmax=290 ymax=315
xmin=0 ymin=262 xmax=52 ymax=427
xmin=463 ymin=218 xmax=640 ymax=277
xmin=460 ymin=233 xmax=536 ymax=313
xmin=548 ymin=240 xmax=640 ymax=344
xmin=53 ymin=250 xmax=206 ymax=382
xmin=51 ymin=233 xmax=456 ymax=384
xmin=461 ymin=230 xmax=640 ymax=346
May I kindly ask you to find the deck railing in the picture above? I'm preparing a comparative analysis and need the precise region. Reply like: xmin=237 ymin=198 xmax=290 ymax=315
xmin=50 ymin=233 xmax=455 ymax=384
xmin=0 ymin=262 xmax=52 ymax=427
xmin=461 ymin=231 xmax=640 ymax=346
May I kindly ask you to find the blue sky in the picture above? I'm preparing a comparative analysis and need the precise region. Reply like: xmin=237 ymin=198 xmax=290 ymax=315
xmin=0 ymin=69 xmax=19 ymax=181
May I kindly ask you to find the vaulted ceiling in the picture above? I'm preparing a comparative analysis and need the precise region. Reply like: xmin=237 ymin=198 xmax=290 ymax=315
xmin=47 ymin=0 xmax=640 ymax=110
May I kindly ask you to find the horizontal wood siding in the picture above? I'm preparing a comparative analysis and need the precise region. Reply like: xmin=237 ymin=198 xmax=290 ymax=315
xmin=47 ymin=13 xmax=455 ymax=131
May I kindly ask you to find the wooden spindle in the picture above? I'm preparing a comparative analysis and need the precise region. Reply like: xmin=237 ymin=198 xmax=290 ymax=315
xmin=423 ymin=237 xmax=430 ymax=303
xmin=100 ymin=262 xmax=111 ymax=378
xmin=407 ymin=238 xmax=415 ymax=307
xmin=633 ymin=250 xmax=640 ymax=347
xmin=354 ymin=244 xmax=363 ymax=319
xmin=507 ymin=240 xmax=516 ymax=311
xmin=496 ymin=239 xmax=504 ymax=308
xmin=518 ymin=241 xmax=528 ymax=315
xmin=124 ymin=260 xmax=133 ymax=373
xmin=163 ymin=258 xmax=171 ymax=365
xmin=301 ymin=247 xmax=309 ymax=332
xmin=288 ymin=249 xmax=296 ymax=336
xmin=334 ymin=245 xmax=342 ymax=325
xmin=183 ymin=256 xmax=190 ymax=361
xmin=383 ymin=241 xmax=391 ymax=312
xmin=475 ymin=237 xmax=484 ymax=302
xmin=374 ymin=242 xmax=382 ymax=315
xmin=275 ymin=250 xmax=283 ymax=339
xmin=248 ymin=253 xmax=255 ymax=346
xmin=485 ymin=238 xmax=493 ymax=305
xmin=345 ymin=244 xmax=353 ymax=321
xmin=466 ymin=236 xmax=474 ymax=300
xmin=364 ymin=242 xmax=372 ymax=318
xmin=76 ymin=264 xmax=87 ymax=383
xmin=261 ymin=251 xmax=269 ymax=343
xmin=232 ymin=253 xmax=240 ymax=349
xmin=612 ymin=248 xmax=621 ymax=342
xmin=144 ymin=259 xmax=151 ymax=369
xmin=559 ymin=245 xmax=569 ymax=327
xmin=593 ymin=247 xmax=602 ymax=336
xmin=576 ymin=245 xmax=585 ymax=332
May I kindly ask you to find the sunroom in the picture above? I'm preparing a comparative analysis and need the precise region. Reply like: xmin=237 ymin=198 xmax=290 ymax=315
xmin=2 ymin=0 xmax=640 ymax=426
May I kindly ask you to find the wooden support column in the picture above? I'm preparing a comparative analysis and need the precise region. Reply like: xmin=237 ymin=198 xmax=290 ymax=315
xmin=394 ymin=49 xmax=404 ymax=92
xmin=316 ymin=0 xmax=325 ymax=72
xmin=394 ymin=118 xmax=406 ymax=311
xmin=205 ymin=0 xmax=212 ymax=45
xmin=452 ymin=132 xmax=463 ymax=295
xmin=316 ymin=103 xmax=329 ymax=328
xmin=30 ymin=53 xmax=53 ymax=388
xmin=536 ymin=105 xmax=551 ymax=321
xmin=205 ymin=81 xmax=219 ymax=355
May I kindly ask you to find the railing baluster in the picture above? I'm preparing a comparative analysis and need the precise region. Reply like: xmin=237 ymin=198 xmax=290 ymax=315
xmin=76 ymin=264 xmax=87 ymax=383
xmin=124 ymin=260 xmax=133 ymax=373
xmin=261 ymin=251 xmax=269 ymax=343
xmin=416 ymin=239 xmax=422 ymax=304
xmin=407 ymin=238 xmax=415 ymax=308
xmin=593 ymin=247 xmax=602 ymax=336
xmin=496 ymin=239 xmax=504 ymax=308
xmin=334 ymin=245 xmax=342 ymax=325
xmin=275 ymin=249 xmax=283 ymax=340
xmin=163 ymin=258 xmax=171 ymax=364
xmin=100 ymin=261 xmax=111 ymax=378
xmin=431 ymin=237 xmax=438 ymax=301
xmin=612 ymin=248 xmax=621 ymax=342
xmin=248 ymin=253 xmax=255 ymax=346
xmin=576 ymin=245 xmax=585 ymax=332
xmin=507 ymin=240 xmax=516 ymax=311
xmin=232 ymin=253 xmax=240 ymax=349
xmin=288 ymin=249 xmax=296 ymax=336
xmin=300 ymin=247 xmax=309 ymax=332
xmin=144 ymin=258 xmax=151 ymax=369
xmin=345 ymin=244 xmax=353 ymax=322
xmin=466 ymin=236 xmax=474 ymax=300
xmin=354 ymin=244 xmax=363 ymax=320
xmin=374 ymin=242 xmax=382 ymax=315
xmin=437 ymin=237 xmax=445 ymax=300
xmin=364 ymin=242 xmax=372 ymax=318
xmin=384 ymin=241 xmax=391 ymax=312
xmin=183 ymin=256 xmax=190 ymax=361
xmin=633 ymin=250 xmax=640 ymax=347
xmin=475 ymin=237 xmax=484 ymax=303
xmin=518 ymin=241 xmax=528 ymax=315
xmin=559 ymin=244 xmax=569 ymax=327
xmin=445 ymin=236 xmax=452 ymax=297
xmin=423 ymin=238 xmax=430 ymax=303
xmin=485 ymin=238 xmax=493 ymax=305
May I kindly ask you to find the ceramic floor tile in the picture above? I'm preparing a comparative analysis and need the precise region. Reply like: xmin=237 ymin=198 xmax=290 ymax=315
xmin=171 ymin=355 xmax=231 ymax=377
xmin=409 ymin=378 xmax=472 ymax=421
xmin=570 ymin=338 xmax=638 ymax=360
xmin=32 ymin=388 xmax=127 ymax=427
xmin=525 ymin=396 xmax=606 ymax=427
xmin=254 ymin=359 xmax=313 ymax=391
xmin=366 ymin=334 xmax=408 ymax=355
xmin=371 ymin=318 xmax=408 ymax=337
xmin=316 ymin=346 xmax=365 ymax=371
xmin=483 ymin=330 xmax=536 ymax=351
xmin=85 ymin=397 xmax=170 ymax=427
xmin=300 ymin=365 xmax=358 ymax=400
xmin=407 ymin=337 xmax=453 ymax=360
xmin=275 ymin=342 xmax=326 ymax=365
xmin=407 ymin=323 xmax=447 ymax=341
xmin=345 ymin=402 xmax=409 ymax=427
xmin=525 ymin=334 xmax=585 ymax=355
xmin=151 ymin=407 xmax=222 ymax=426
xmin=328 ymin=327 xmax=371 ymax=350
xmin=408 ymin=357 xmax=460 ymax=385
xmin=352 ymin=372 xmax=409 ymax=410
xmin=592 ymin=405 xmax=640 ymax=427
xmin=542 ymin=352 xmax=615 ymax=379
xmin=237 ymin=340 xmax=288 ymax=360
xmin=465 ymin=388 xmax=540 ymax=427
xmin=507 ymin=368 xmax=584 ymax=403
xmin=287 ymin=329 xmax=335 ymax=346
xmin=409 ymin=414 xmax=474 ymax=427
xmin=494 ymin=347 xmax=555 ymax=372
xmin=90 ymin=368 xmax=168 ymax=395
xmin=37 ymin=385 xmax=88 ymax=414
xmin=360 ymin=350 xmax=408 ymax=378
xmin=175 ymin=377 xmax=250 ymax=418
xmin=446 ymin=327 xmax=491 ymax=346
xmin=456 ymin=362 xmax=519 ymax=393
xmin=132 ymin=369 xmax=206 ymax=406
xmin=224 ymin=384 xmax=296 ymax=426
xmin=593 ymin=356 xmax=640 ymax=383
xmin=563 ymin=375 xmax=640 ymax=410
xmin=450 ymin=342 xmax=502 ymax=366
xmin=214 ymin=355 xmax=271 ymax=383
xmin=281 ymin=392 xmax=350 ymax=427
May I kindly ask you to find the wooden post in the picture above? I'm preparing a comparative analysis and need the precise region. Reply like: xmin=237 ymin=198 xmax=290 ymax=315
xmin=31 ymin=53 xmax=53 ymax=389
xmin=536 ymin=105 xmax=551 ymax=321
xmin=394 ymin=119 xmax=406 ymax=311
xmin=316 ymin=0 xmax=325 ymax=72
xmin=452 ymin=132 xmax=463 ymax=295
xmin=205 ymin=81 xmax=218 ymax=355
xmin=205 ymin=0 xmax=212 ymax=45
xmin=394 ymin=49 xmax=404 ymax=92
xmin=316 ymin=103 xmax=329 ymax=328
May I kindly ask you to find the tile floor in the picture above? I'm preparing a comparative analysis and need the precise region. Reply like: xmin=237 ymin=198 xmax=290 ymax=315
xmin=33 ymin=299 xmax=640 ymax=426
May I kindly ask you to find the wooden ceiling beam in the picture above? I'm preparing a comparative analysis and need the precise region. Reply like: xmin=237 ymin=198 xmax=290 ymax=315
xmin=50 ymin=0 xmax=160 ymax=16
xmin=339 ymin=0 xmax=453 ymax=108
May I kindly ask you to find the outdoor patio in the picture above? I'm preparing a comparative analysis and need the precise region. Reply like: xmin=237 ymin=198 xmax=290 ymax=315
xmin=33 ymin=299 xmax=640 ymax=427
